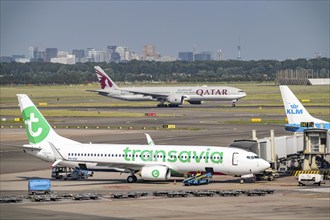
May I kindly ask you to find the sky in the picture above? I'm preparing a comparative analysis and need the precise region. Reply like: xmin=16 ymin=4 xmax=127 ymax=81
xmin=1 ymin=0 xmax=329 ymax=60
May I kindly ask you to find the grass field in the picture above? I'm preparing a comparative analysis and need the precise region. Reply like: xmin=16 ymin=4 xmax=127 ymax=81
xmin=1 ymin=82 xmax=329 ymax=119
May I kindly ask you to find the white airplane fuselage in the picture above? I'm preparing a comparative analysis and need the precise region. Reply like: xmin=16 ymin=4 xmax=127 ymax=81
xmin=101 ymin=86 xmax=246 ymax=102
xmin=24 ymin=143 xmax=269 ymax=176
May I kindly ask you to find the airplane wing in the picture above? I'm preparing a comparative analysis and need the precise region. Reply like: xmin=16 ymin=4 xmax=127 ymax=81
xmin=86 ymin=89 xmax=110 ymax=96
xmin=121 ymin=89 xmax=169 ymax=100
xmin=95 ymin=163 xmax=144 ymax=171
xmin=49 ymin=142 xmax=147 ymax=171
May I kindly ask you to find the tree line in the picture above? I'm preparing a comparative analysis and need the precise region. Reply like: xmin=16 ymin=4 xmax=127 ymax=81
xmin=0 ymin=58 xmax=329 ymax=85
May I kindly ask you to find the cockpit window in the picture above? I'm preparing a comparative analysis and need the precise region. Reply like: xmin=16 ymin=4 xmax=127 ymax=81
xmin=247 ymin=155 xmax=260 ymax=159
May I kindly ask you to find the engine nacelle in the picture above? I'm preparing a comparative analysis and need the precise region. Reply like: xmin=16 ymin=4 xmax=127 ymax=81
xmin=140 ymin=165 xmax=171 ymax=180
xmin=188 ymin=100 xmax=203 ymax=105
xmin=167 ymin=95 xmax=184 ymax=105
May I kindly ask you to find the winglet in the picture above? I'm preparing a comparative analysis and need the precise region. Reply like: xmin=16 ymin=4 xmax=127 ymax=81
xmin=94 ymin=66 xmax=118 ymax=90
xmin=145 ymin=133 xmax=155 ymax=146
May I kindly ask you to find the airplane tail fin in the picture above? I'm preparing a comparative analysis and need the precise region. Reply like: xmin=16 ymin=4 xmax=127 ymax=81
xmin=94 ymin=66 xmax=118 ymax=90
xmin=279 ymin=86 xmax=326 ymax=125
xmin=17 ymin=94 xmax=79 ymax=146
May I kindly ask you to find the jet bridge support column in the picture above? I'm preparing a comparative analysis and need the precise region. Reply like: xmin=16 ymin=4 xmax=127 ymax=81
xmin=303 ymin=129 xmax=329 ymax=171
xmin=270 ymin=130 xmax=275 ymax=169
xmin=252 ymin=130 xmax=260 ymax=156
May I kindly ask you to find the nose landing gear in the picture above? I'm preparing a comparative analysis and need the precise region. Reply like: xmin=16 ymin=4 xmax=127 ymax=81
xmin=232 ymin=99 xmax=237 ymax=107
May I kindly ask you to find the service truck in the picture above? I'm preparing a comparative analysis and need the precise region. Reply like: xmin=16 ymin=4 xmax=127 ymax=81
xmin=298 ymin=174 xmax=324 ymax=186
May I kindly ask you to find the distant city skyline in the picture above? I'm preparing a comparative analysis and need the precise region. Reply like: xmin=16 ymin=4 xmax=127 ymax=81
xmin=1 ymin=1 xmax=329 ymax=60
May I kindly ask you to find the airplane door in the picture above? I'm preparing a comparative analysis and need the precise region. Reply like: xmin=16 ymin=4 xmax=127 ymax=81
xmin=232 ymin=152 xmax=239 ymax=165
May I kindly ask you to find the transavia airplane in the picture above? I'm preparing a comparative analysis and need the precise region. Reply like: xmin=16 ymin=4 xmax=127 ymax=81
xmin=280 ymin=85 xmax=330 ymax=132
xmin=89 ymin=66 xmax=247 ymax=107
xmin=17 ymin=94 xmax=269 ymax=183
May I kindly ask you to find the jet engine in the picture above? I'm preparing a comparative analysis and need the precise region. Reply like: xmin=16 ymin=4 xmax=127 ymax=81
xmin=188 ymin=100 xmax=203 ymax=105
xmin=167 ymin=95 xmax=184 ymax=105
xmin=140 ymin=165 xmax=171 ymax=180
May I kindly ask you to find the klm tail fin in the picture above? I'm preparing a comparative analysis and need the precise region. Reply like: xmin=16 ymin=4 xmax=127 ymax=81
xmin=94 ymin=66 xmax=118 ymax=90
xmin=17 ymin=94 xmax=79 ymax=145
xmin=279 ymin=86 xmax=327 ymax=125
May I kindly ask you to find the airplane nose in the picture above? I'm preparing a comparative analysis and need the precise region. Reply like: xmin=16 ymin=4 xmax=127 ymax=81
xmin=260 ymin=160 xmax=270 ymax=171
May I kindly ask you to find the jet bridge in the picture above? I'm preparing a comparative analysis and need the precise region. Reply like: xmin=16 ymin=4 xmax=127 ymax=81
xmin=230 ymin=129 xmax=330 ymax=172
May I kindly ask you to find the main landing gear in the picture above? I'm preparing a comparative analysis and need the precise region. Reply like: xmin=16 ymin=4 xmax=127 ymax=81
xmin=157 ymin=103 xmax=179 ymax=108
xmin=127 ymin=175 xmax=137 ymax=183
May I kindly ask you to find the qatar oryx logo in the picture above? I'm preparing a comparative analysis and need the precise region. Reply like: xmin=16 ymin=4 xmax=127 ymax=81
xmin=22 ymin=106 xmax=50 ymax=144
xmin=95 ymin=69 xmax=113 ymax=89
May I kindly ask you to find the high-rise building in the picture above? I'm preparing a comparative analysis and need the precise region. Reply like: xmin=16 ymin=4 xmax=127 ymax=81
xmin=72 ymin=49 xmax=85 ymax=62
xmin=194 ymin=52 xmax=211 ymax=61
xmin=178 ymin=52 xmax=193 ymax=61
xmin=216 ymin=49 xmax=223 ymax=61
xmin=45 ymin=48 xmax=58 ymax=62
xmin=51 ymin=51 xmax=75 ymax=64
xmin=33 ymin=46 xmax=45 ymax=62
xmin=141 ymin=44 xmax=160 ymax=61
xmin=28 ymin=47 xmax=34 ymax=60
xmin=107 ymin=46 xmax=120 ymax=62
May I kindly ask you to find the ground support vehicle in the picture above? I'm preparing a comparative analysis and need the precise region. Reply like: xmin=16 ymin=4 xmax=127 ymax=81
xmin=255 ymin=168 xmax=278 ymax=182
xmin=112 ymin=193 xmax=128 ymax=199
xmin=246 ymin=190 xmax=266 ymax=196
xmin=183 ymin=173 xmax=212 ymax=186
xmin=28 ymin=179 xmax=51 ymax=195
xmin=74 ymin=193 xmax=98 ymax=200
xmin=193 ymin=191 xmax=214 ymax=197
xmin=153 ymin=191 xmax=169 ymax=196
xmin=167 ymin=191 xmax=188 ymax=198
xmin=0 ymin=197 xmax=22 ymax=203
xmin=51 ymin=167 xmax=91 ymax=180
xmin=298 ymin=174 xmax=324 ymax=186
xmin=259 ymin=189 xmax=276 ymax=194
xmin=219 ymin=190 xmax=240 ymax=197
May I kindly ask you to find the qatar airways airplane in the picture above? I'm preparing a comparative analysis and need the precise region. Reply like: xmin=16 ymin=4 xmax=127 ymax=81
xmin=90 ymin=66 xmax=246 ymax=107
xmin=17 ymin=94 xmax=269 ymax=183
